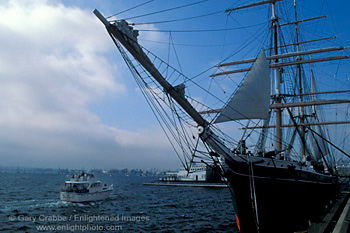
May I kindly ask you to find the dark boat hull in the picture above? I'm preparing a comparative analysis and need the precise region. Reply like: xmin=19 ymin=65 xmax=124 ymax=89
xmin=224 ymin=156 xmax=339 ymax=233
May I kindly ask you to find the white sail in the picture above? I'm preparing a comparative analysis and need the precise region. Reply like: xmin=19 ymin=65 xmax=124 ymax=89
xmin=215 ymin=51 xmax=270 ymax=123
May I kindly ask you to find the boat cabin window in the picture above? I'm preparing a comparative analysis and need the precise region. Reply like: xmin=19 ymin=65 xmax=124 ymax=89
xmin=91 ymin=183 xmax=102 ymax=188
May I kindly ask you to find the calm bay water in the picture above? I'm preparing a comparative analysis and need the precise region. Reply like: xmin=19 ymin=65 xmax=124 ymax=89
xmin=0 ymin=172 xmax=238 ymax=232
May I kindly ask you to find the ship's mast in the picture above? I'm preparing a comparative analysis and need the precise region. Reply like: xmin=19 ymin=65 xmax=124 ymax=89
xmin=272 ymin=2 xmax=282 ymax=157
xmin=294 ymin=0 xmax=306 ymax=159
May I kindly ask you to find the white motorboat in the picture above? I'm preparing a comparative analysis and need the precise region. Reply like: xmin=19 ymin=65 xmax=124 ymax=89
xmin=60 ymin=172 xmax=113 ymax=202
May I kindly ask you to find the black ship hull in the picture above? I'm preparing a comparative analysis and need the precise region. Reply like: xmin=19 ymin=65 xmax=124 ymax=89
xmin=224 ymin=155 xmax=339 ymax=233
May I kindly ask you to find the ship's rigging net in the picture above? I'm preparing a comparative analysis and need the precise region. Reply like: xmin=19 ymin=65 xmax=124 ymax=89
xmin=101 ymin=0 xmax=350 ymax=172
xmin=108 ymin=34 xmax=230 ymax=171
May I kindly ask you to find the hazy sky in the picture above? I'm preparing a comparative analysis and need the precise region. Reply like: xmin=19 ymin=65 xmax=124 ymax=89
xmin=0 ymin=0 xmax=349 ymax=169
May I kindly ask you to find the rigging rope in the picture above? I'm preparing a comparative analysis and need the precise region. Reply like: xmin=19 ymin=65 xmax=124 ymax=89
xmin=136 ymin=22 xmax=266 ymax=33
xmin=169 ymin=32 xmax=183 ymax=74
xmin=138 ymin=38 xmax=244 ymax=48
xmin=308 ymin=127 xmax=350 ymax=159
xmin=131 ymin=10 xmax=222 ymax=25
xmin=106 ymin=0 xmax=154 ymax=19
xmin=247 ymin=155 xmax=260 ymax=232
xmin=117 ymin=0 xmax=209 ymax=21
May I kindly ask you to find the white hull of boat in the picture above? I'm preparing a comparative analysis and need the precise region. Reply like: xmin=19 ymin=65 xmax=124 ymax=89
xmin=60 ymin=190 xmax=112 ymax=203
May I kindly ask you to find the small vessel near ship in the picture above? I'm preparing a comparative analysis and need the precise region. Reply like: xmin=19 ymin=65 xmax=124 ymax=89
xmin=60 ymin=172 xmax=113 ymax=202
xmin=146 ymin=162 xmax=227 ymax=187
xmin=160 ymin=162 xmax=222 ymax=182
xmin=93 ymin=1 xmax=350 ymax=232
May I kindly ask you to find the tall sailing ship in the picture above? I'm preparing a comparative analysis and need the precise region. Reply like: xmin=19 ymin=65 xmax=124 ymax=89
xmin=93 ymin=1 xmax=349 ymax=232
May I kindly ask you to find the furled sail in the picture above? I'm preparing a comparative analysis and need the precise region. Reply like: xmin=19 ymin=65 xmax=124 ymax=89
xmin=310 ymin=124 xmax=330 ymax=161
xmin=214 ymin=51 xmax=270 ymax=123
